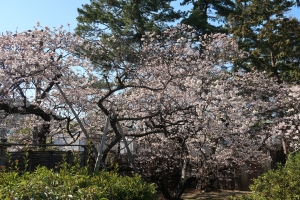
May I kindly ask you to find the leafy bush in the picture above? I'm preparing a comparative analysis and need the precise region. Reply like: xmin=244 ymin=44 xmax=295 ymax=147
xmin=233 ymin=152 xmax=300 ymax=200
xmin=0 ymin=161 xmax=156 ymax=200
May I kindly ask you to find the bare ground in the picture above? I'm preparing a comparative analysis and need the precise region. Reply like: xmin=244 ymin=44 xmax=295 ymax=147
xmin=181 ymin=190 xmax=251 ymax=200
xmin=157 ymin=190 xmax=251 ymax=200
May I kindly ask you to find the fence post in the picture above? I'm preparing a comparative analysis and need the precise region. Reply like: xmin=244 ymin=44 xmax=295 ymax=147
xmin=82 ymin=146 xmax=87 ymax=166
xmin=33 ymin=127 xmax=38 ymax=149
xmin=28 ymin=150 xmax=33 ymax=171
xmin=0 ymin=145 xmax=6 ymax=166
xmin=49 ymin=151 xmax=53 ymax=169
xmin=67 ymin=150 xmax=72 ymax=164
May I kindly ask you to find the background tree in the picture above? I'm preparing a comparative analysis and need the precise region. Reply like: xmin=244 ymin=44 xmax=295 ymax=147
xmin=227 ymin=0 xmax=300 ymax=163
xmin=76 ymin=0 xmax=185 ymax=73
xmin=181 ymin=0 xmax=237 ymax=34
xmin=228 ymin=0 xmax=300 ymax=83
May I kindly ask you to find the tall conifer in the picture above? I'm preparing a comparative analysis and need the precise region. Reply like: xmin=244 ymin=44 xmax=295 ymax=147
xmin=76 ymin=0 xmax=185 ymax=73
xmin=229 ymin=0 xmax=300 ymax=83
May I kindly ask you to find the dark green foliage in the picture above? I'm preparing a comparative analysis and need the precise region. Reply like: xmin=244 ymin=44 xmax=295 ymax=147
xmin=229 ymin=0 xmax=300 ymax=83
xmin=76 ymin=0 xmax=183 ymax=39
xmin=233 ymin=152 xmax=300 ymax=200
xmin=76 ymin=0 xmax=184 ymax=73
xmin=0 ymin=162 xmax=156 ymax=200
xmin=181 ymin=0 xmax=236 ymax=34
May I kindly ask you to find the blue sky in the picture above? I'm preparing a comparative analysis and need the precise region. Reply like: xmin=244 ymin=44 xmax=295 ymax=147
xmin=0 ymin=0 xmax=299 ymax=34
xmin=0 ymin=0 xmax=90 ymax=33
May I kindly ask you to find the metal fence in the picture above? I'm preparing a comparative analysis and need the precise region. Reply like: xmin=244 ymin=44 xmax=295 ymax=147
xmin=0 ymin=143 xmax=90 ymax=171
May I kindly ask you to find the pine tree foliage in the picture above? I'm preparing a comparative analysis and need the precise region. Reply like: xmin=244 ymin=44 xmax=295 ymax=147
xmin=180 ymin=0 xmax=236 ymax=34
xmin=229 ymin=0 xmax=300 ymax=83
xmin=76 ymin=0 xmax=185 ymax=73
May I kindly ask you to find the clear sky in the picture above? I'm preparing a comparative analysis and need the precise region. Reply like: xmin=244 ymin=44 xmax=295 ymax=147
xmin=0 ymin=0 xmax=299 ymax=34
xmin=0 ymin=0 xmax=90 ymax=33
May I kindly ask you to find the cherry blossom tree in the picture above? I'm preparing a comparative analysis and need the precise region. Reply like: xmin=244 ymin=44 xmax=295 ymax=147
xmin=0 ymin=23 xmax=97 ymax=146
xmin=259 ymin=85 xmax=300 ymax=156
xmin=84 ymin=25 xmax=290 ymax=199
xmin=1 ymin=23 xmax=298 ymax=199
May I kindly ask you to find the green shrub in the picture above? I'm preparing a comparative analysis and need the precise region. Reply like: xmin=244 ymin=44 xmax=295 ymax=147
xmin=233 ymin=152 xmax=300 ymax=200
xmin=0 ymin=162 xmax=156 ymax=200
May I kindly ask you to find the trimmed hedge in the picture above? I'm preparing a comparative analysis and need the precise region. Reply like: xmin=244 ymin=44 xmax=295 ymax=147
xmin=233 ymin=152 xmax=300 ymax=200
xmin=0 ymin=161 xmax=156 ymax=200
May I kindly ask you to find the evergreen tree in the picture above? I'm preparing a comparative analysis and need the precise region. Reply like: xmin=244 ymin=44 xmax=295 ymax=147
xmin=180 ymin=0 xmax=236 ymax=34
xmin=76 ymin=0 xmax=185 ymax=73
xmin=228 ymin=0 xmax=300 ymax=83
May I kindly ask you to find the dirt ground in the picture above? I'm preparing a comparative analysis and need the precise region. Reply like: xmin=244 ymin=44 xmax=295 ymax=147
xmin=157 ymin=190 xmax=251 ymax=200
xmin=181 ymin=190 xmax=251 ymax=200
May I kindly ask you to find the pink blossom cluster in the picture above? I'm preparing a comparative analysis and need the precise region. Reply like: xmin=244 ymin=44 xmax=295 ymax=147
xmin=0 ymin=24 xmax=299 ymax=191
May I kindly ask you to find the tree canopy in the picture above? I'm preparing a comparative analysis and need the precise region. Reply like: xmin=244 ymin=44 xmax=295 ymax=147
xmin=181 ymin=0 xmax=236 ymax=34
xmin=0 ymin=24 xmax=96 ymax=145
xmin=228 ymin=0 xmax=300 ymax=83
xmin=2 ymin=24 xmax=300 ymax=199
xmin=76 ymin=0 xmax=185 ymax=73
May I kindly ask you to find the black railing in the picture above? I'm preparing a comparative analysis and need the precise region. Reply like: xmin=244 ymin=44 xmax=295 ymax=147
xmin=0 ymin=143 xmax=90 ymax=171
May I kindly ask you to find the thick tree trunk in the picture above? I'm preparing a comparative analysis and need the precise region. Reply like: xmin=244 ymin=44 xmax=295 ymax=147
xmin=159 ymin=180 xmax=183 ymax=200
